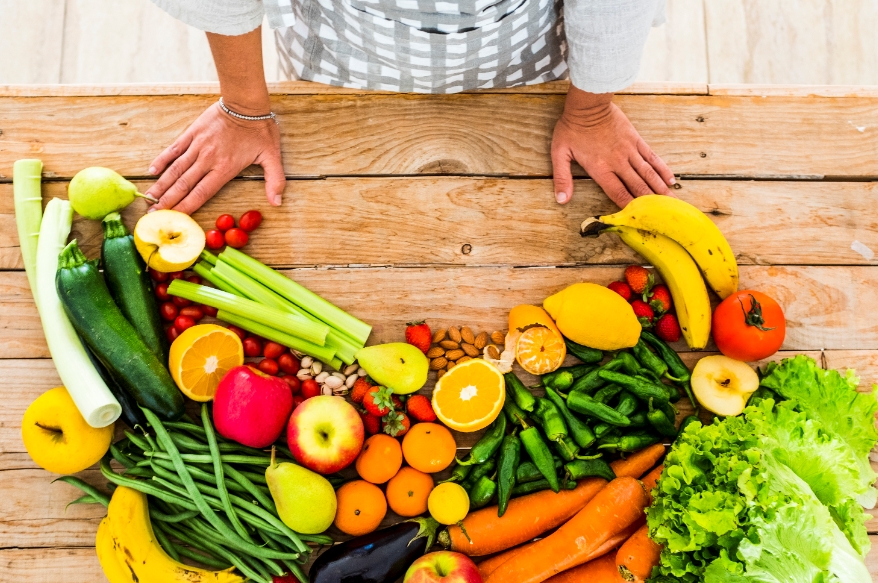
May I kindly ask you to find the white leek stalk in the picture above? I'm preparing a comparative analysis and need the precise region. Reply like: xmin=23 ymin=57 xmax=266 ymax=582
xmin=13 ymin=159 xmax=44 ymax=295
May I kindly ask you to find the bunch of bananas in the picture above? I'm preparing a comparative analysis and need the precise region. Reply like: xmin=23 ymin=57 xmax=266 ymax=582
xmin=581 ymin=195 xmax=738 ymax=350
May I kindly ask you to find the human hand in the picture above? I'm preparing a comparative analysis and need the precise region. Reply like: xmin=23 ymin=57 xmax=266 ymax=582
xmin=146 ymin=102 xmax=285 ymax=214
xmin=551 ymin=87 xmax=675 ymax=207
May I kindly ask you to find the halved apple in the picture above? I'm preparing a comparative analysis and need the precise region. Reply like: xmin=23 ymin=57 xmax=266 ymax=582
xmin=691 ymin=355 xmax=759 ymax=416
xmin=133 ymin=210 xmax=205 ymax=272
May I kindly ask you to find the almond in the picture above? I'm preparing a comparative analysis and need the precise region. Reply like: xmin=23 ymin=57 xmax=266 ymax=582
xmin=461 ymin=343 xmax=479 ymax=358
xmin=474 ymin=332 xmax=489 ymax=350
xmin=440 ymin=340 xmax=460 ymax=350
xmin=486 ymin=345 xmax=501 ymax=360
xmin=457 ymin=356 xmax=473 ymax=365
xmin=448 ymin=326 xmax=462 ymax=343
xmin=460 ymin=326 xmax=475 ymax=345
xmin=445 ymin=349 xmax=465 ymax=361
xmin=447 ymin=361 xmax=456 ymax=370
xmin=437 ymin=369 xmax=447 ymax=379
xmin=491 ymin=331 xmax=506 ymax=345
xmin=426 ymin=346 xmax=446 ymax=359
xmin=430 ymin=357 xmax=448 ymax=370
xmin=432 ymin=328 xmax=448 ymax=343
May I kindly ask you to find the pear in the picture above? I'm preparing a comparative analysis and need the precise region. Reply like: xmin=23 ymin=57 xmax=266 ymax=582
xmin=68 ymin=167 xmax=155 ymax=220
xmin=355 ymin=342 xmax=429 ymax=395
xmin=266 ymin=447 xmax=336 ymax=534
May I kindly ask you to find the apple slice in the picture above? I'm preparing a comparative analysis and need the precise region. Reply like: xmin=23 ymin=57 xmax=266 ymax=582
xmin=134 ymin=210 xmax=205 ymax=272
xmin=691 ymin=355 xmax=759 ymax=416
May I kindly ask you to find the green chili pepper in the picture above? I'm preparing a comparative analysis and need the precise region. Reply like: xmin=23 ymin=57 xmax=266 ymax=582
xmin=554 ymin=435 xmax=580 ymax=461
xmin=543 ymin=370 xmax=575 ymax=392
xmin=496 ymin=432 xmax=521 ymax=516
xmin=469 ymin=476 xmax=497 ymax=510
xmin=503 ymin=387 xmax=530 ymax=425
xmin=632 ymin=339 xmax=668 ymax=378
xmin=569 ymin=357 xmax=621 ymax=393
xmin=593 ymin=423 xmax=616 ymax=439
xmin=543 ymin=363 xmax=595 ymax=390
xmin=593 ymin=384 xmax=623 ymax=404
xmin=597 ymin=432 xmax=662 ymax=452
xmin=504 ymin=371 xmax=536 ymax=412
xmin=647 ymin=398 xmax=678 ymax=437
xmin=564 ymin=339 xmax=603 ymax=363
xmin=598 ymin=370 xmax=670 ymax=403
xmin=677 ymin=415 xmax=701 ymax=435
xmin=511 ymin=478 xmax=577 ymax=497
xmin=518 ymin=423 xmax=559 ymax=492
xmin=615 ymin=391 xmax=639 ymax=417
xmin=679 ymin=380 xmax=699 ymax=410
xmin=566 ymin=391 xmax=631 ymax=426
xmin=441 ymin=459 xmax=473 ymax=484
xmin=640 ymin=331 xmax=695 ymax=406
xmin=616 ymin=351 xmax=642 ymax=375
xmin=657 ymin=398 xmax=679 ymax=425
xmin=533 ymin=398 xmax=578 ymax=461
xmin=664 ymin=382 xmax=683 ymax=403
xmin=457 ymin=414 xmax=506 ymax=466
xmin=545 ymin=386 xmax=595 ymax=449
xmin=516 ymin=458 xmax=562 ymax=483
xmin=460 ymin=458 xmax=497 ymax=491
xmin=628 ymin=411 xmax=648 ymax=428
xmin=564 ymin=459 xmax=616 ymax=481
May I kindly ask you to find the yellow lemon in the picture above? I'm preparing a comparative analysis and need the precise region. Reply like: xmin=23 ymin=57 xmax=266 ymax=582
xmin=428 ymin=482 xmax=470 ymax=525
xmin=543 ymin=283 xmax=641 ymax=350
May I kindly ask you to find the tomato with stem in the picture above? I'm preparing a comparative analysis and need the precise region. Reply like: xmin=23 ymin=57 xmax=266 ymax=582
xmin=712 ymin=290 xmax=785 ymax=361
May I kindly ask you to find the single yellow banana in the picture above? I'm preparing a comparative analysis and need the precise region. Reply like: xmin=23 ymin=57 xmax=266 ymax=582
xmin=105 ymin=486 xmax=244 ymax=583
xmin=96 ymin=517 xmax=132 ymax=583
xmin=582 ymin=195 xmax=738 ymax=299
xmin=610 ymin=226 xmax=712 ymax=349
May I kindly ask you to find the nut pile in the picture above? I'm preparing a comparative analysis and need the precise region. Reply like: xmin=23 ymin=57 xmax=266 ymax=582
xmin=296 ymin=357 xmax=366 ymax=396
xmin=428 ymin=326 xmax=506 ymax=378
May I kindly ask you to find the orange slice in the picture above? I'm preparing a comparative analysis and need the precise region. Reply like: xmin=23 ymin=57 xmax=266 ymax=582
xmin=515 ymin=326 xmax=565 ymax=375
xmin=169 ymin=324 xmax=244 ymax=402
xmin=431 ymin=359 xmax=505 ymax=432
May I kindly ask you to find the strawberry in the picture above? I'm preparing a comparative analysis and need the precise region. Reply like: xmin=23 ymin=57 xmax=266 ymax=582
xmin=363 ymin=386 xmax=395 ymax=417
xmin=631 ymin=299 xmax=655 ymax=326
xmin=382 ymin=411 xmax=411 ymax=437
xmin=405 ymin=321 xmax=432 ymax=354
xmin=607 ymin=281 xmax=633 ymax=302
xmin=624 ymin=265 xmax=654 ymax=296
xmin=655 ymin=313 xmax=682 ymax=343
xmin=391 ymin=394 xmax=404 ymax=411
xmin=359 ymin=410 xmax=382 ymax=435
xmin=406 ymin=394 xmax=437 ymax=423
xmin=350 ymin=377 xmax=374 ymax=404
xmin=648 ymin=284 xmax=672 ymax=314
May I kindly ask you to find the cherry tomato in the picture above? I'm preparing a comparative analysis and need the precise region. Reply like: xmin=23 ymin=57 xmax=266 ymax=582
xmin=149 ymin=268 xmax=169 ymax=282
xmin=174 ymin=315 xmax=196 ymax=332
xmin=258 ymin=358 xmax=279 ymax=376
xmin=159 ymin=302 xmax=179 ymax=322
xmin=154 ymin=282 xmax=170 ymax=302
xmin=239 ymin=210 xmax=263 ymax=232
xmin=243 ymin=336 xmax=263 ymax=358
xmin=227 ymin=325 xmax=247 ymax=340
xmin=202 ymin=305 xmax=219 ymax=317
xmin=712 ymin=290 xmax=786 ymax=362
xmin=169 ymin=271 xmax=185 ymax=281
xmin=172 ymin=295 xmax=193 ymax=308
xmin=187 ymin=275 xmax=202 ymax=285
xmin=205 ymin=229 xmax=225 ymax=250
xmin=291 ymin=395 xmax=305 ymax=410
xmin=216 ymin=214 xmax=236 ymax=232
xmin=301 ymin=379 xmax=321 ymax=399
xmin=283 ymin=375 xmax=301 ymax=394
xmin=166 ymin=326 xmax=181 ymax=343
xmin=224 ymin=228 xmax=249 ymax=249
xmin=263 ymin=341 xmax=285 ymax=359
xmin=179 ymin=306 xmax=205 ymax=321
xmin=278 ymin=353 xmax=300 ymax=375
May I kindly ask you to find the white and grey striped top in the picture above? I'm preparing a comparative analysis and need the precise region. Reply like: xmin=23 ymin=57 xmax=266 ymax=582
xmin=150 ymin=0 xmax=665 ymax=94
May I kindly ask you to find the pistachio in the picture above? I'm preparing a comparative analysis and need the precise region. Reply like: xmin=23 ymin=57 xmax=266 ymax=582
xmin=315 ymin=371 xmax=330 ymax=383
xmin=344 ymin=364 xmax=359 ymax=376
xmin=300 ymin=356 xmax=314 ymax=369
xmin=296 ymin=369 xmax=313 ymax=381
xmin=324 ymin=375 xmax=344 ymax=389
xmin=345 ymin=374 xmax=358 ymax=388
xmin=357 ymin=368 xmax=367 ymax=376
xmin=310 ymin=361 xmax=323 ymax=375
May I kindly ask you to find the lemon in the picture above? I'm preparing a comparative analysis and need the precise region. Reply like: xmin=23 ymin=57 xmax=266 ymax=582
xmin=428 ymin=482 xmax=470 ymax=525
xmin=543 ymin=283 xmax=641 ymax=350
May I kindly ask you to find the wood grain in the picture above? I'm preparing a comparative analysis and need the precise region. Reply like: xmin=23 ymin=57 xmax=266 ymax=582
xmin=0 ymin=0 xmax=66 ymax=85
xmin=2 ymin=93 xmax=877 ymax=181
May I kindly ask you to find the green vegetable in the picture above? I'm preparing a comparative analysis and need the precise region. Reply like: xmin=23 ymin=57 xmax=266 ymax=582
xmin=554 ymin=435 xmax=580 ymax=462
xmin=516 ymin=458 xmax=562 ymax=483
xmin=597 ymin=432 xmax=660 ymax=452
xmin=542 ymin=363 xmax=594 ymax=391
xmin=593 ymin=384 xmax=623 ymax=404
xmin=640 ymin=330 xmax=698 ymax=407
xmin=614 ymin=391 xmax=639 ymax=417
xmin=545 ymin=386 xmax=595 ymax=449
xmin=13 ymin=159 xmax=43 ymax=294
xmin=469 ymin=476 xmax=497 ymax=510
xmin=566 ymin=391 xmax=631 ymax=426
xmin=458 ymin=414 xmax=506 ymax=466
xmin=598 ymin=370 xmax=669 ymax=403
xmin=632 ymin=338 xmax=668 ymax=378
xmin=461 ymin=458 xmax=497 ymax=491
xmin=511 ymin=478 xmax=576 ymax=497
xmin=497 ymin=432 xmax=520 ymax=516
xmin=518 ymin=423 xmax=559 ymax=493
xmin=442 ymin=460 xmax=473 ymax=484
xmin=676 ymin=415 xmax=701 ymax=435
xmin=563 ymin=339 xmax=603 ymax=363
xmin=564 ymin=459 xmax=615 ymax=481
xmin=503 ymin=387 xmax=530 ymax=424
xmin=569 ymin=354 xmax=627 ymax=393
xmin=505 ymin=371 xmax=536 ymax=412
xmin=647 ymin=398 xmax=678 ymax=437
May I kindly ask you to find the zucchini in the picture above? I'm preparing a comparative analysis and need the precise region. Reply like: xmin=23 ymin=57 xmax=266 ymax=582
xmin=56 ymin=240 xmax=184 ymax=421
xmin=101 ymin=213 xmax=169 ymax=363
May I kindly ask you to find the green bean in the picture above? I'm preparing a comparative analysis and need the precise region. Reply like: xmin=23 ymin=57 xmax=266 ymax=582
xmin=151 ymin=520 xmax=181 ymax=561
xmin=187 ymin=518 xmax=283 ymax=578
xmin=144 ymin=451 xmax=274 ymax=465
xmin=173 ymin=544 xmax=232 ymax=570
xmin=238 ymin=469 xmax=268 ymax=486
xmin=100 ymin=458 xmax=200 ymax=511
xmin=175 ymin=522 xmax=269 ymax=583
xmin=65 ymin=494 xmax=101 ymax=508
xmin=125 ymin=430 xmax=153 ymax=452
xmin=150 ymin=458 xmax=255 ymax=498
xmin=150 ymin=506 xmax=201 ymax=523
xmin=223 ymin=463 xmax=276 ymax=513
xmin=53 ymin=476 xmax=111 ymax=506
xmin=258 ymin=530 xmax=308 ymax=583
xmin=201 ymin=404 xmax=251 ymax=541
xmin=169 ymin=430 xmax=269 ymax=458
xmin=109 ymin=443 xmax=136 ymax=469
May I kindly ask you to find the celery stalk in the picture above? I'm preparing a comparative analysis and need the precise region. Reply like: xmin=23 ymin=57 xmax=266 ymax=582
xmin=216 ymin=310 xmax=337 ymax=363
xmin=219 ymin=247 xmax=372 ymax=345
xmin=13 ymin=159 xmax=44 ymax=295
xmin=168 ymin=280 xmax=329 ymax=346
xmin=324 ymin=332 xmax=360 ymax=366
xmin=200 ymin=250 xmax=218 ymax=266
xmin=213 ymin=261 xmax=295 ymax=314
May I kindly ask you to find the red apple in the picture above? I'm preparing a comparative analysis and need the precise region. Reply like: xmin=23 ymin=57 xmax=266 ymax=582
xmin=287 ymin=395 xmax=364 ymax=474
xmin=404 ymin=551 xmax=482 ymax=583
xmin=213 ymin=365 xmax=293 ymax=448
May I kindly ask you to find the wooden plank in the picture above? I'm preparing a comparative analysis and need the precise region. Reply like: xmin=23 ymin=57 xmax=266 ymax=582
xmin=1 ymin=94 xmax=876 ymax=181
xmin=638 ymin=0 xmax=709 ymax=84
xmin=0 ymin=0 xmax=66 ymax=85
xmin=710 ymin=84 xmax=878 ymax=98
xmin=3 ymin=178 xmax=877 ymax=271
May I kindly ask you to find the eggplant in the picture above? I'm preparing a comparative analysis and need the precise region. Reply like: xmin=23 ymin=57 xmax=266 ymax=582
xmin=309 ymin=517 xmax=438 ymax=583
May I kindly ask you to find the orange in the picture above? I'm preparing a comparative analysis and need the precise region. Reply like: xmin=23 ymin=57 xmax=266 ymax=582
xmin=401 ymin=423 xmax=457 ymax=473
xmin=333 ymin=480 xmax=387 ymax=536
xmin=169 ymin=324 xmax=244 ymax=401
xmin=386 ymin=467 xmax=434 ymax=517
xmin=355 ymin=434 xmax=403 ymax=484
xmin=515 ymin=326 xmax=566 ymax=375
xmin=430 ymin=359 xmax=505 ymax=432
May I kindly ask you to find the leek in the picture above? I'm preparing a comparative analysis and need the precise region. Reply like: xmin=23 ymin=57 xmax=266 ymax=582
xmin=36 ymin=199 xmax=120 ymax=428
xmin=13 ymin=159 xmax=44 ymax=295
xmin=168 ymin=280 xmax=330 ymax=346
xmin=219 ymin=247 xmax=372 ymax=346
xmin=215 ymin=310 xmax=337 ymax=364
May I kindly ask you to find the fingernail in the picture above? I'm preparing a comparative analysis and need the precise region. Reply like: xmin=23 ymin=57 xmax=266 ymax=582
xmin=271 ymin=194 xmax=282 ymax=206
xmin=147 ymin=206 xmax=156 ymax=213
xmin=669 ymin=177 xmax=676 ymax=185
xmin=148 ymin=166 xmax=156 ymax=175
xmin=555 ymin=192 xmax=567 ymax=203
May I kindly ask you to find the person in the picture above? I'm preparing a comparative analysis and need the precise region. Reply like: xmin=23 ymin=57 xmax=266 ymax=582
xmin=145 ymin=0 xmax=675 ymax=214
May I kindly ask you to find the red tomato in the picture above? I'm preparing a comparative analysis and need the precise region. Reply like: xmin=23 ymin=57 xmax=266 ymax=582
xmin=283 ymin=375 xmax=301 ymax=394
xmin=172 ymin=295 xmax=193 ymax=308
xmin=278 ymin=353 xmax=301 ymax=375
xmin=243 ymin=336 xmax=263 ymax=357
xmin=175 ymin=315 xmax=196 ymax=332
xmin=216 ymin=214 xmax=236 ymax=232
xmin=205 ymin=229 xmax=225 ymax=250
xmin=224 ymin=228 xmax=249 ymax=249
xmin=169 ymin=271 xmax=185 ymax=280
xmin=154 ymin=282 xmax=170 ymax=301
xmin=187 ymin=275 xmax=202 ymax=285
xmin=166 ymin=326 xmax=181 ymax=343
xmin=712 ymin=290 xmax=786 ymax=362
xmin=227 ymin=325 xmax=247 ymax=340
xmin=258 ymin=358 xmax=279 ymax=376
xmin=149 ymin=268 xmax=169 ymax=282
xmin=239 ymin=210 xmax=263 ymax=232
xmin=159 ymin=302 xmax=179 ymax=322
xmin=202 ymin=305 xmax=219 ymax=317
xmin=263 ymin=341 xmax=286 ymax=359
xmin=291 ymin=395 xmax=305 ymax=410
xmin=179 ymin=306 xmax=205 ymax=321
xmin=301 ymin=379 xmax=321 ymax=399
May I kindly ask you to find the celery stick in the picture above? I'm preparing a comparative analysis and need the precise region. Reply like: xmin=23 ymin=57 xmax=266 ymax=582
xmin=216 ymin=310 xmax=336 ymax=363
xmin=168 ymin=280 xmax=329 ymax=346
xmin=193 ymin=262 xmax=247 ymax=297
xmin=213 ymin=261 xmax=294 ymax=313
xmin=324 ymin=332 xmax=359 ymax=366
xmin=328 ymin=357 xmax=345 ymax=371
xmin=13 ymin=159 xmax=44 ymax=295
xmin=219 ymin=247 xmax=372 ymax=345
xmin=200 ymin=250 xmax=218 ymax=266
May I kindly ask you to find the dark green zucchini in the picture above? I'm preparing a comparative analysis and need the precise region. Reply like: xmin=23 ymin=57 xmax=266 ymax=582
xmin=101 ymin=212 xmax=169 ymax=364
xmin=57 ymin=240 xmax=184 ymax=421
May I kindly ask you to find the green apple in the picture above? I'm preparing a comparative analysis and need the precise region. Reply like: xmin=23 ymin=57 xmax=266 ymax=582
xmin=355 ymin=343 xmax=429 ymax=394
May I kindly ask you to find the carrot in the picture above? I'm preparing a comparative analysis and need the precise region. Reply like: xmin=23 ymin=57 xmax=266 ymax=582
xmin=478 ymin=541 xmax=536 ymax=579
xmin=484 ymin=477 xmax=650 ymax=583
xmin=542 ymin=552 xmax=626 ymax=583
xmin=616 ymin=523 xmax=662 ymax=582
xmin=641 ymin=464 xmax=663 ymax=504
xmin=442 ymin=444 xmax=665 ymax=556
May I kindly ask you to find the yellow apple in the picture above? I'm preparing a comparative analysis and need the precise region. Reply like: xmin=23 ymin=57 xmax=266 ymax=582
xmin=691 ymin=355 xmax=759 ymax=416
xmin=133 ymin=209 xmax=205 ymax=272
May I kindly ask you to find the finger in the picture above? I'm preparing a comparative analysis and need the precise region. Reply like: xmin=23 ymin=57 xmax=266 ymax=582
xmin=145 ymin=148 xmax=198 ymax=201
xmin=637 ymin=140 xmax=676 ymax=188
xmin=593 ymin=170 xmax=634 ymax=208
xmin=172 ymin=170 xmax=230 ymax=215
xmin=631 ymin=154 xmax=671 ymax=195
xmin=617 ymin=165 xmax=654 ymax=198
xmin=150 ymin=161 xmax=210 ymax=212
xmin=551 ymin=144 xmax=575 ymax=204
xmin=149 ymin=132 xmax=194 ymax=176
xmin=258 ymin=149 xmax=286 ymax=206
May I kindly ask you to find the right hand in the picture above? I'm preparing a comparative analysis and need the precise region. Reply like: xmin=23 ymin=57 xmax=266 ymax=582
xmin=146 ymin=102 xmax=285 ymax=215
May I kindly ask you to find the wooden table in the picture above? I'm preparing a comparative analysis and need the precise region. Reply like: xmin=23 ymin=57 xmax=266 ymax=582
xmin=1 ymin=81 xmax=877 ymax=580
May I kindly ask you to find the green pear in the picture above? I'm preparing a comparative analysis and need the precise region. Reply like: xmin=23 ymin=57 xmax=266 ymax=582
xmin=266 ymin=448 xmax=336 ymax=534
xmin=355 ymin=342 xmax=429 ymax=395
xmin=68 ymin=167 xmax=153 ymax=220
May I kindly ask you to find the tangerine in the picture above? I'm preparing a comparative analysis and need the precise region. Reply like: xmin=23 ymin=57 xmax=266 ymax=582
xmin=401 ymin=423 xmax=456 ymax=473
xmin=355 ymin=434 xmax=403 ymax=484
xmin=333 ymin=480 xmax=387 ymax=536
xmin=386 ymin=467 xmax=434 ymax=517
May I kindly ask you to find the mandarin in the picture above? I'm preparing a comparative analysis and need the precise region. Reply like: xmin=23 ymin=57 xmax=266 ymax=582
xmin=401 ymin=423 xmax=456 ymax=473
xmin=333 ymin=480 xmax=387 ymax=536
xmin=386 ymin=467 xmax=435 ymax=517
xmin=355 ymin=434 xmax=403 ymax=484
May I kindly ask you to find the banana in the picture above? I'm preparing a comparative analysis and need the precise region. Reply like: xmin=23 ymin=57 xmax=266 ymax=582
xmin=610 ymin=226 xmax=712 ymax=350
xmin=581 ymin=195 xmax=739 ymax=299
xmin=101 ymin=486 xmax=244 ymax=583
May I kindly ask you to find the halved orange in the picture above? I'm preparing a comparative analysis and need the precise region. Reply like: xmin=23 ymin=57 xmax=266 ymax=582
xmin=169 ymin=324 xmax=244 ymax=401
xmin=431 ymin=359 xmax=505 ymax=432
xmin=515 ymin=326 xmax=566 ymax=375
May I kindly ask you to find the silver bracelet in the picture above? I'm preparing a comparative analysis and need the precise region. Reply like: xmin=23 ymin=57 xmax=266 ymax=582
xmin=218 ymin=97 xmax=278 ymax=125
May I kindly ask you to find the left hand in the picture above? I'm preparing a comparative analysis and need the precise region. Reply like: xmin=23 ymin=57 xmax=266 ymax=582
xmin=551 ymin=86 xmax=675 ymax=207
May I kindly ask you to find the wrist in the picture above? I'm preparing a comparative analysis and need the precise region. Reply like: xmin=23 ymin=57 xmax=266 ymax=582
xmin=219 ymin=89 xmax=272 ymax=116
xmin=562 ymin=86 xmax=614 ymax=128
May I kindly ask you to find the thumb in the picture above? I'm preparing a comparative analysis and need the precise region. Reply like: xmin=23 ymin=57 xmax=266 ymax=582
xmin=551 ymin=145 xmax=575 ymax=204
xmin=260 ymin=150 xmax=286 ymax=206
